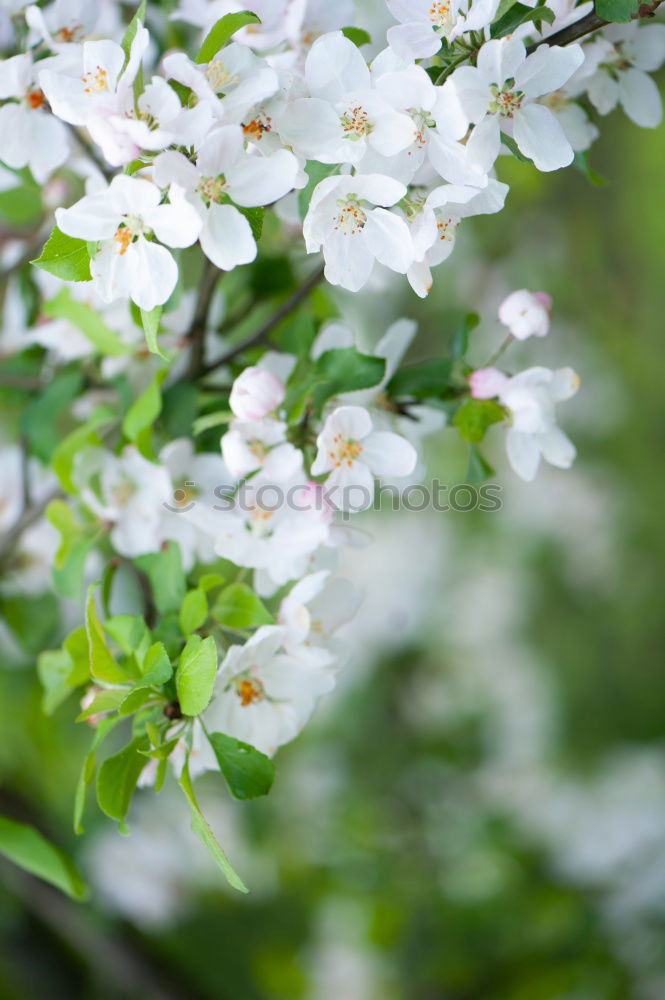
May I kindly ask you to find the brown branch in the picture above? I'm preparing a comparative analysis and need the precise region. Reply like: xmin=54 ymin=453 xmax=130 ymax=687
xmin=195 ymin=262 xmax=325 ymax=380
xmin=529 ymin=0 xmax=663 ymax=52
xmin=0 ymin=485 xmax=63 ymax=569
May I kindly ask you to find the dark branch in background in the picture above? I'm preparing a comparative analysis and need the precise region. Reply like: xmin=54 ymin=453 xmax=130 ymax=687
xmin=529 ymin=0 xmax=663 ymax=52
xmin=195 ymin=261 xmax=326 ymax=380
xmin=184 ymin=260 xmax=222 ymax=381
xmin=0 ymin=486 xmax=63 ymax=569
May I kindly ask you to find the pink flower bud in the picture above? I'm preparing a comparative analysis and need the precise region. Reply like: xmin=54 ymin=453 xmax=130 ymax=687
xmin=469 ymin=367 xmax=509 ymax=400
xmin=229 ymin=367 xmax=285 ymax=421
xmin=533 ymin=292 xmax=552 ymax=311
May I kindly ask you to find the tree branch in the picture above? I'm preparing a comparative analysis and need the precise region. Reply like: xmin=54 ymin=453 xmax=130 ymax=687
xmin=184 ymin=260 xmax=222 ymax=380
xmin=529 ymin=0 xmax=663 ymax=53
xmin=195 ymin=262 xmax=325 ymax=380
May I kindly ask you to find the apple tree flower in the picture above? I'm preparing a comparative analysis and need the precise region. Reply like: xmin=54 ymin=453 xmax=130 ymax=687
xmin=584 ymin=23 xmax=665 ymax=129
xmin=471 ymin=365 xmax=580 ymax=481
xmin=55 ymin=175 xmax=202 ymax=311
xmin=449 ymin=37 xmax=585 ymax=172
xmin=229 ymin=365 xmax=286 ymax=421
xmin=153 ymin=126 xmax=298 ymax=271
xmin=386 ymin=0 xmax=502 ymax=60
xmin=0 ymin=52 xmax=69 ymax=181
xmin=303 ymin=174 xmax=414 ymax=291
xmin=204 ymin=625 xmax=336 ymax=756
xmin=312 ymin=405 xmax=417 ymax=510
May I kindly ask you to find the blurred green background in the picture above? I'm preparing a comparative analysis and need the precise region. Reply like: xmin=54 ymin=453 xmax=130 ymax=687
xmin=2 ymin=73 xmax=665 ymax=1000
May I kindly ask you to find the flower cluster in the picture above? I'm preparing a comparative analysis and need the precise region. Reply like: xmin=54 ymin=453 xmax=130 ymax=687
xmin=0 ymin=0 xmax=660 ymax=890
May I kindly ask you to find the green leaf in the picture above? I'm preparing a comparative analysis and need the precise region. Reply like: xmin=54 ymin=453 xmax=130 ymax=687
xmin=467 ymin=444 xmax=496 ymax=485
xmin=139 ymin=642 xmax=174 ymax=686
xmin=493 ymin=0 xmax=521 ymax=20
xmin=140 ymin=306 xmax=167 ymax=359
xmin=193 ymin=410 xmax=232 ymax=436
xmin=595 ymin=0 xmax=640 ymax=21
xmin=453 ymin=398 xmax=505 ymax=444
xmin=51 ymin=406 xmax=116 ymax=494
xmin=309 ymin=348 xmax=386 ymax=415
xmin=104 ymin=615 xmax=149 ymax=655
xmin=42 ymin=288 xmax=130 ymax=356
xmin=234 ymin=204 xmax=264 ymax=242
xmin=37 ymin=649 xmax=76 ymax=715
xmin=208 ymin=732 xmax=275 ymax=800
xmin=298 ymin=162 xmax=341 ymax=220
xmin=135 ymin=542 xmax=186 ymax=615
xmin=176 ymin=635 xmax=218 ymax=716
xmin=76 ymin=688 xmax=127 ymax=722
xmin=74 ymin=716 xmax=121 ymax=834
xmin=491 ymin=1 xmax=554 ymax=36
xmin=387 ymin=359 xmax=454 ymax=400
xmin=47 ymin=500 xmax=93 ymax=599
xmin=178 ymin=758 xmax=248 ymax=893
xmin=122 ymin=369 xmax=166 ymax=445
xmin=86 ymin=586 xmax=128 ymax=684
xmin=121 ymin=0 xmax=146 ymax=67
xmin=500 ymin=132 xmax=533 ymax=164
xmin=20 ymin=368 xmax=84 ymax=462
xmin=198 ymin=573 xmax=226 ymax=594
xmin=573 ymin=150 xmax=608 ymax=187
xmin=451 ymin=313 xmax=480 ymax=360
xmin=63 ymin=627 xmax=91 ymax=686
xmin=31 ymin=227 xmax=92 ymax=282
xmin=196 ymin=10 xmax=261 ymax=64
xmin=0 ymin=817 xmax=88 ymax=901
xmin=96 ymin=736 xmax=150 ymax=822
xmin=212 ymin=583 xmax=274 ymax=629
xmin=118 ymin=687 xmax=155 ymax=716
xmin=179 ymin=588 xmax=208 ymax=634
xmin=341 ymin=26 xmax=372 ymax=46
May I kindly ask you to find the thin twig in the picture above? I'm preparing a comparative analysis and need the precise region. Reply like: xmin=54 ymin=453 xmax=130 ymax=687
xmin=196 ymin=262 xmax=325 ymax=380
xmin=0 ymin=485 xmax=63 ymax=568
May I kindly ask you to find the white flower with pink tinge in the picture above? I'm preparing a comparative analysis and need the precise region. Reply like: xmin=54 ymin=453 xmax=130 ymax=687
xmin=56 ymin=175 xmax=202 ymax=311
xmin=471 ymin=365 xmax=580 ymax=481
xmin=229 ymin=365 xmax=285 ymax=421
xmin=498 ymin=289 xmax=552 ymax=340
xmin=311 ymin=405 xmax=417 ymax=510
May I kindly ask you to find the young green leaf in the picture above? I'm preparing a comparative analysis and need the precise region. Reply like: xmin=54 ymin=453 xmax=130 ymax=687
xmin=37 ymin=648 xmax=76 ymax=715
xmin=176 ymin=635 xmax=218 ymax=716
xmin=121 ymin=0 xmax=146 ymax=66
xmin=104 ymin=615 xmax=149 ymax=655
xmin=595 ymin=0 xmax=639 ymax=21
xmin=341 ymin=26 xmax=372 ymax=46
xmin=466 ymin=444 xmax=496 ymax=485
xmin=208 ymin=731 xmax=275 ymax=800
xmin=179 ymin=588 xmax=209 ymax=634
xmin=196 ymin=10 xmax=261 ymax=64
xmin=122 ymin=369 xmax=166 ymax=444
xmin=387 ymin=359 xmax=454 ymax=400
xmin=453 ymin=399 xmax=505 ymax=444
xmin=51 ymin=406 xmax=116 ymax=494
xmin=86 ymin=586 xmax=129 ymax=684
xmin=309 ymin=348 xmax=386 ymax=415
xmin=140 ymin=305 xmax=167 ymax=359
xmin=135 ymin=542 xmax=186 ymax=615
xmin=298 ymin=161 xmax=341 ymax=220
xmin=179 ymin=758 xmax=248 ymax=892
xmin=74 ymin=716 xmax=122 ymax=834
xmin=31 ymin=227 xmax=92 ymax=282
xmin=76 ymin=688 xmax=128 ymax=722
xmin=43 ymin=288 xmax=131 ymax=357
xmin=212 ymin=583 xmax=274 ymax=629
xmin=490 ymin=2 xmax=554 ymax=37
xmin=139 ymin=642 xmax=174 ymax=686
xmin=96 ymin=735 xmax=150 ymax=821
xmin=0 ymin=817 xmax=88 ymax=901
